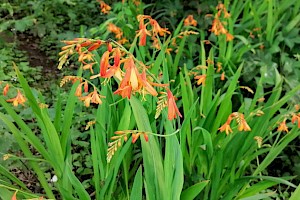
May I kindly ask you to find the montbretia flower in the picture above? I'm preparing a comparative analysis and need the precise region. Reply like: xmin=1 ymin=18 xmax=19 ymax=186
xmin=99 ymin=0 xmax=111 ymax=14
xmin=218 ymin=114 xmax=233 ymax=135
xmin=150 ymin=19 xmax=170 ymax=36
xmin=235 ymin=113 xmax=251 ymax=132
xmin=114 ymin=57 xmax=140 ymax=98
xmin=166 ymin=89 xmax=182 ymax=120
xmin=107 ymin=23 xmax=123 ymax=39
xmin=79 ymin=87 xmax=105 ymax=107
xmin=75 ymin=81 xmax=89 ymax=97
xmin=218 ymin=123 xmax=233 ymax=135
xmin=291 ymin=113 xmax=300 ymax=128
xmin=184 ymin=15 xmax=197 ymax=27
xmin=136 ymin=24 xmax=151 ymax=46
xmin=226 ymin=32 xmax=234 ymax=41
xmin=277 ymin=118 xmax=289 ymax=133
xmin=194 ymin=74 xmax=206 ymax=85
xmin=82 ymin=62 xmax=95 ymax=74
xmin=138 ymin=70 xmax=158 ymax=98
xmin=6 ymin=90 xmax=26 ymax=107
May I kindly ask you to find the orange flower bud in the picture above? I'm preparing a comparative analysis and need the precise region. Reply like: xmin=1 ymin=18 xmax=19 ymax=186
xmin=220 ymin=72 xmax=225 ymax=81
xmin=107 ymin=42 xmax=112 ymax=52
xmin=80 ymin=40 xmax=92 ymax=47
xmin=143 ymin=133 xmax=149 ymax=142
xmin=88 ymin=42 xmax=101 ymax=51
xmin=84 ymin=81 xmax=89 ymax=93
xmin=3 ymin=83 xmax=9 ymax=96
xmin=114 ymin=48 xmax=121 ymax=67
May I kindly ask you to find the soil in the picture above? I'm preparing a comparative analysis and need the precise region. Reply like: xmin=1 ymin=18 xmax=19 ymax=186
xmin=17 ymin=33 xmax=59 ymax=78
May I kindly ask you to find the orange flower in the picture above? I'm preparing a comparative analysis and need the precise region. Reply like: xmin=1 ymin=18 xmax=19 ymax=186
xmin=210 ymin=18 xmax=227 ymax=36
xmin=150 ymin=19 xmax=170 ymax=36
xmin=6 ymin=90 xmax=26 ymax=107
xmin=219 ymin=115 xmax=233 ymax=135
xmin=113 ymin=47 xmax=121 ymax=67
xmin=291 ymin=114 xmax=300 ymax=128
xmin=194 ymin=74 xmax=206 ymax=85
xmin=166 ymin=89 xmax=182 ymax=120
xmin=88 ymin=41 xmax=102 ymax=51
xmin=107 ymin=23 xmax=123 ymax=39
xmin=82 ymin=62 xmax=95 ymax=74
xmin=218 ymin=123 xmax=233 ymax=135
xmin=226 ymin=33 xmax=234 ymax=41
xmin=132 ymin=132 xmax=142 ymax=143
xmin=3 ymin=83 xmax=9 ymax=96
xmin=114 ymin=85 xmax=132 ymax=99
xmin=136 ymin=25 xmax=151 ymax=46
xmin=237 ymin=114 xmax=251 ymax=132
xmin=99 ymin=1 xmax=111 ymax=14
xmin=118 ymin=37 xmax=129 ymax=45
xmin=138 ymin=70 xmax=158 ymax=97
xmin=219 ymin=112 xmax=251 ymax=134
xmin=184 ymin=15 xmax=197 ymax=27
xmin=75 ymin=82 xmax=83 ymax=97
xmin=100 ymin=51 xmax=111 ymax=76
xmin=90 ymin=51 xmax=111 ymax=79
xmin=79 ymin=87 xmax=104 ymax=107
xmin=277 ymin=118 xmax=289 ymax=133
xmin=114 ymin=57 xmax=140 ymax=98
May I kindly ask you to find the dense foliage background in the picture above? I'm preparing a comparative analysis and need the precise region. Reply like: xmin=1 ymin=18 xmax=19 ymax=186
xmin=1 ymin=0 xmax=300 ymax=199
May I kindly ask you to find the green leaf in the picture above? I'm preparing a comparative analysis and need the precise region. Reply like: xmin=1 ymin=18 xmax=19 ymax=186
xmin=130 ymin=166 xmax=143 ymax=200
xmin=180 ymin=181 xmax=209 ymax=200
xmin=290 ymin=183 xmax=300 ymax=200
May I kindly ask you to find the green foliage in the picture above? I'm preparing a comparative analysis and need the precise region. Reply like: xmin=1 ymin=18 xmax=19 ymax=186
xmin=1 ymin=0 xmax=300 ymax=199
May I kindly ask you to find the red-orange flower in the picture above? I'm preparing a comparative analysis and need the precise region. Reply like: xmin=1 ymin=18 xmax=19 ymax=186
xmin=136 ymin=25 xmax=151 ymax=46
xmin=166 ymin=89 xmax=182 ymax=120
xmin=6 ymin=90 xmax=26 ymax=107
xmin=114 ymin=57 xmax=139 ymax=98
xmin=90 ymin=51 xmax=111 ymax=79
xmin=138 ymin=70 xmax=158 ymax=97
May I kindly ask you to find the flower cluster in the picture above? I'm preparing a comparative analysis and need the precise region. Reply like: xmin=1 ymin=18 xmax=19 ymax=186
xmin=218 ymin=112 xmax=251 ymax=135
xmin=136 ymin=15 xmax=171 ymax=49
xmin=58 ymin=38 xmax=182 ymax=120
xmin=209 ymin=3 xmax=234 ymax=41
